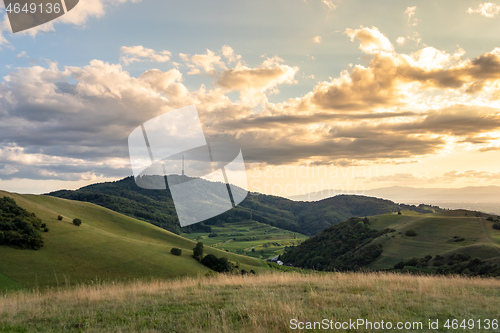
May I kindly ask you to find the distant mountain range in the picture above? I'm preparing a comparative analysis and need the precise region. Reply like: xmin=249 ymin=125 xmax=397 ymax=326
xmin=290 ymin=186 xmax=500 ymax=214
xmin=47 ymin=176 xmax=439 ymax=236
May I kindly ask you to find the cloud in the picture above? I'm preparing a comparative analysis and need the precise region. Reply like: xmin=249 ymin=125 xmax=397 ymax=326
xmin=404 ymin=6 xmax=418 ymax=26
xmin=180 ymin=49 xmax=226 ymax=75
xmin=301 ymin=29 xmax=500 ymax=112
xmin=321 ymin=0 xmax=337 ymax=10
xmin=216 ymin=57 xmax=298 ymax=105
xmin=312 ymin=35 xmax=322 ymax=44
xmin=221 ymin=45 xmax=242 ymax=64
xmin=3 ymin=32 xmax=500 ymax=183
xmin=396 ymin=37 xmax=406 ymax=46
xmin=120 ymin=45 xmax=171 ymax=65
xmin=345 ymin=26 xmax=394 ymax=54
xmin=467 ymin=2 xmax=500 ymax=17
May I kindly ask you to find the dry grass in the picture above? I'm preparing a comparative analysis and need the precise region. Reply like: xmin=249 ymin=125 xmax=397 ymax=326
xmin=1 ymin=272 xmax=499 ymax=332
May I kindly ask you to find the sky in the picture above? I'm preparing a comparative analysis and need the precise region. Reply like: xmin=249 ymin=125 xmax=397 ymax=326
xmin=1 ymin=0 xmax=500 ymax=197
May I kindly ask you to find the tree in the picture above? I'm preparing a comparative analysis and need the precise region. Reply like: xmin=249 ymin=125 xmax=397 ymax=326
xmin=57 ymin=215 xmax=63 ymax=221
xmin=72 ymin=218 xmax=82 ymax=226
xmin=193 ymin=242 xmax=204 ymax=261
xmin=171 ymin=248 xmax=182 ymax=256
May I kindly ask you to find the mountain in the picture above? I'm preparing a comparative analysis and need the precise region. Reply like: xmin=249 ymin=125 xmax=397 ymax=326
xmin=366 ymin=185 xmax=500 ymax=203
xmin=0 ymin=190 xmax=265 ymax=291
xmin=290 ymin=186 xmax=500 ymax=214
xmin=282 ymin=210 xmax=500 ymax=277
xmin=47 ymin=176 xmax=439 ymax=236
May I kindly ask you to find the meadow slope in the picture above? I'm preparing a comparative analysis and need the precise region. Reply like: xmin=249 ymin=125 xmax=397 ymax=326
xmin=369 ymin=210 xmax=500 ymax=270
xmin=0 ymin=191 xmax=265 ymax=291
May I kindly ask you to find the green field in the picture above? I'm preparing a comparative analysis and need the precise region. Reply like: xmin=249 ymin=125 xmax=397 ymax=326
xmin=368 ymin=210 xmax=500 ymax=269
xmin=182 ymin=220 xmax=308 ymax=259
xmin=1 ymin=272 xmax=499 ymax=332
xmin=0 ymin=191 xmax=266 ymax=291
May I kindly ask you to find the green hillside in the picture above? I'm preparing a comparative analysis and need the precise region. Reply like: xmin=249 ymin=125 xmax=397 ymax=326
xmin=368 ymin=210 xmax=500 ymax=270
xmin=282 ymin=210 xmax=500 ymax=276
xmin=0 ymin=191 xmax=266 ymax=292
xmin=48 ymin=176 xmax=439 ymax=236
xmin=181 ymin=219 xmax=308 ymax=259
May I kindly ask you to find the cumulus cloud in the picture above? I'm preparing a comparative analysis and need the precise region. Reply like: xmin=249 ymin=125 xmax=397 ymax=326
xmin=120 ymin=45 xmax=171 ymax=65
xmin=345 ymin=26 xmax=394 ymax=54
xmin=216 ymin=56 xmax=298 ymax=106
xmin=3 ymin=32 xmax=500 ymax=183
xmin=467 ymin=2 xmax=500 ymax=17
xmin=180 ymin=49 xmax=226 ymax=75
xmin=301 ymin=29 xmax=500 ymax=112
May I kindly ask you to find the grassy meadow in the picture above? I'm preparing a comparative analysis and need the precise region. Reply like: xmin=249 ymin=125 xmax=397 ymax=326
xmin=182 ymin=220 xmax=307 ymax=259
xmin=367 ymin=210 xmax=500 ymax=270
xmin=0 ymin=191 xmax=266 ymax=291
xmin=1 ymin=272 xmax=499 ymax=332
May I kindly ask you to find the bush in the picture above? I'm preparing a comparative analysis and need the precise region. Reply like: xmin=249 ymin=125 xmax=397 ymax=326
xmin=171 ymin=248 xmax=182 ymax=256
xmin=201 ymin=254 xmax=233 ymax=272
xmin=72 ymin=218 xmax=82 ymax=226
xmin=57 ymin=215 xmax=63 ymax=221
xmin=405 ymin=230 xmax=417 ymax=237
xmin=43 ymin=227 xmax=49 ymax=232
xmin=41 ymin=223 xmax=46 ymax=228
xmin=493 ymin=223 xmax=500 ymax=230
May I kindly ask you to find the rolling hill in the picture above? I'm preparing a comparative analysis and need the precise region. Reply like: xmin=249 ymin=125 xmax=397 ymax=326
xmin=48 ymin=176 xmax=439 ymax=236
xmin=282 ymin=210 xmax=500 ymax=276
xmin=0 ymin=190 xmax=266 ymax=291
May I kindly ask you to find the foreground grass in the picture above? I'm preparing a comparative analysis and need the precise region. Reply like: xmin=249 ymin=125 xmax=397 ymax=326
xmin=1 ymin=272 xmax=499 ymax=332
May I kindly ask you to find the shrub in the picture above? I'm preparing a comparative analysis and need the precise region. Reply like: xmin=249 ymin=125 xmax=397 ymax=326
xmin=493 ymin=223 xmax=500 ymax=230
xmin=43 ymin=228 xmax=49 ymax=232
xmin=41 ymin=223 xmax=46 ymax=228
xmin=57 ymin=215 xmax=63 ymax=221
xmin=171 ymin=248 xmax=182 ymax=256
xmin=201 ymin=254 xmax=233 ymax=273
xmin=486 ymin=216 xmax=494 ymax=222
xmin=405 ymin=230 xmax=417 ymax=237
xmin=72 ymin=218 xmax=82 ymax=226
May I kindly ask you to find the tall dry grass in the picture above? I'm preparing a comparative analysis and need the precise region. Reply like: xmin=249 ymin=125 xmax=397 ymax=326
xmin=1 ymin=272 xmax=499 ymax=332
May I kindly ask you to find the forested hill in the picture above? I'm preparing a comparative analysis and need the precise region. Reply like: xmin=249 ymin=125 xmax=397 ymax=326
xmin=47 ymin=176 xmax=439 ymax=236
